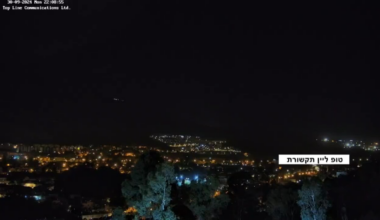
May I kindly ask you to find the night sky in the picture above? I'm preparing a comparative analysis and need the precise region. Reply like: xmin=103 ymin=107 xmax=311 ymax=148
xmin=2 ymin=1 xmax=379 ymax=152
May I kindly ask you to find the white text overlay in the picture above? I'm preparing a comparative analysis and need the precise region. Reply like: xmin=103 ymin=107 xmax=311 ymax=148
xmin=278 ymin=154 xmax=350 ymax=165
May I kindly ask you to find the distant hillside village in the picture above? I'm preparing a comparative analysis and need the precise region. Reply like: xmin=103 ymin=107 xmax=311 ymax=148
xmin=0 ymin=135 xmax=378 ymax=219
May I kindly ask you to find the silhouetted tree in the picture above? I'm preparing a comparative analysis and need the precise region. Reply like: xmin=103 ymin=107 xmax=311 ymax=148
xmin=297 ymin=178 xmax=330 ymax=220
xmin=121 ymin=151 xmax=176 ymax=220
xmin=267 ymin=185 xmax=299 ymax=220
xmin=182 ymin=177 xmax=229 ymax=220
xmin=112 ymin=207 xmax=126 ymax=220
xmin=148 ymin=162 xmax=177 ymax=220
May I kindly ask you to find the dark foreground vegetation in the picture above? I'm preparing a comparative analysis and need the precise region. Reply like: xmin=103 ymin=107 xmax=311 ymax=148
xmin=1 ymin=151 xmax=379 ymax=220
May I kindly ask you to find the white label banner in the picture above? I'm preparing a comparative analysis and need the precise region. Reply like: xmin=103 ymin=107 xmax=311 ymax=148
xmin=278 ymin=154 xmax=350 ymax=165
